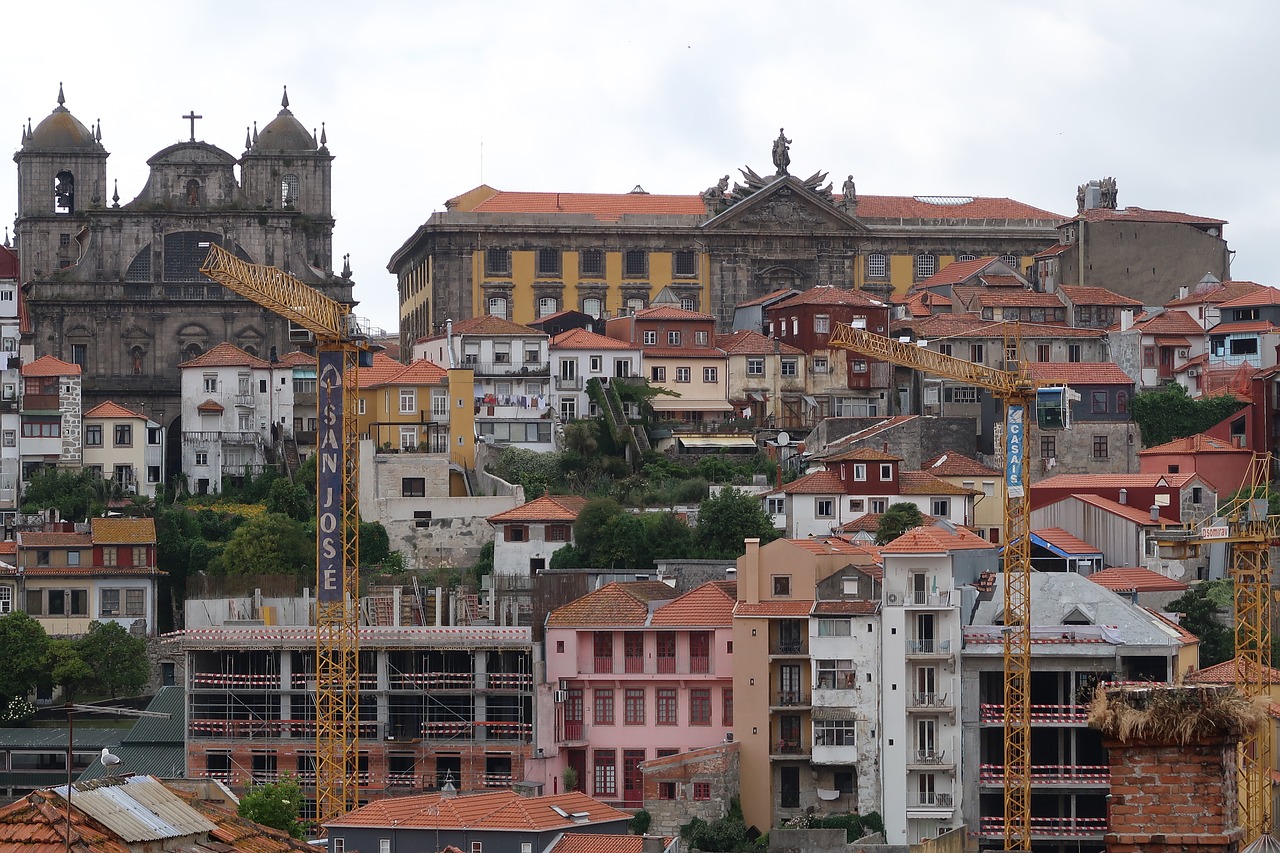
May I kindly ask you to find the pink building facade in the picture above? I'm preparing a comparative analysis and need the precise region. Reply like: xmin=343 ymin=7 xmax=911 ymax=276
xmin=537 ymin=581 xmax=736 ymax=807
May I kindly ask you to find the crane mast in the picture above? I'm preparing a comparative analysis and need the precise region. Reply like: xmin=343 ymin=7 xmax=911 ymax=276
xmin=827 ymin=323 xmax=1036 ymax=852
xmin=201 ymin=244 xmax=364 ymax=823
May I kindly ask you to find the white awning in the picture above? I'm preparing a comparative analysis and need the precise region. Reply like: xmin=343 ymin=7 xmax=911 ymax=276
xmin=802 ymin=395 xmax=819 ymax=407
xmin=678 ymin=436 xmax=759 ymax=450
xmin=651 ymin=398 xmax=736 ymax=412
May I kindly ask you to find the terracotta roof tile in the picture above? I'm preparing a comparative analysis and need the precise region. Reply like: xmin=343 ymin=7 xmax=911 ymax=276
xmin=1033 ymin=527 xmax=1103 ymax=555
xmin=1165 ymin=280 xmax=1265 ymax=307
xmin=329 ymin=789 xmax=629 ymax=831
xmin=640 ymin=346 xmax=725 ymax=358
xmin=359 ymin=356 xmax=448 ymax=389
xmin=473 ymin=191 xmax=707 ymax=221
xmin=546 ymin=581 xmax=676 ymax=627
xmin=178 ymin=342 xmax=271 ymax=370
xmin=1034 ymin=472 xmax=1196 ymax=490
xmin=715 ymin=330 xmax=803 ymax=356
xmin=1058 ymin=285 xmax=1143 ymax=307
xmin=17 ymin=531 xmax=93 ymax=547
xmin=972 ymin=290 xmax=1066 ymax=309
xmin=898 ymin=471 xmax=979 ymax=496
xmin=83 ymin=401 xmax=148 ymax=420
xmin=733 ymin=600 xmax=814 ymax=617
xmin=783 ymin=537 xmax=879 ymax=558
xmin=918 ymin=257 xmax=999 ymax=287
xmin=1087 ymin=567 xmax=1188 ymax=593
xmin=0 ymin=541 xmax=14 ymax=555
xmin=1185 ymin=655 xmax=1280 ymax=685
xmin=1073 ymin=205 xmax=1226 ymax=225
xmin=1025 ymin=362 xmax=1135 ymax=385
xmin=92 ymin=517 xmax=156 ymax=545
xmin=979 ymin=274 xmax=1027 ymax=287
xmin=528 ymin=308 xmax=593 ymax=327
xmin=1139 ymin=433 xmax=1249 ymax=455
xmin=650 ymin=581 xmax=737 ymax=626
xmin=923 ymin=452 xmax=1000 ymax=477
xmin=551 ymin=328 xmax=639 ymax=350
xmin=196 ymin=399 xmax=224 ymax=413
xmin=879 ymin=523 xmax=994 ymax=554
xmin=635 ymin=305 xmax=716 ymax=322
xmin=902 ymin=314 xmax=1105 ymax=340
xmin=838 ymin=512 xmax=940 ymax=541
xmin=812 ymin=600 xmax=879 ymax=615
xmin=858 ymin=197 xmax=1063 ymax=221
xmin=779 ymin=470 xmax=845 ymax=495
xmin=1034 ymin=243 xmax=1072 ymax=258
xmin=488 ymin=495 xmax=588 ymax=524
xmin=276 ymin=350 xmax=315 ymax=367
xmin=21 ymin=354 xmax=80 ymax=377
xmin=549 ymin=834 xmax=675 ymax=853
xmin=357 ymin=352 xmax=408 ymax=388
xmin=449 ymin=315 xmax=544 ymax=337
xmin=823 ymin=446 xmax=901 ymax=463
xmin=1207 ymin=319 xmax=1279 ymax=335
xmin=771 ymin=286 xmax=887 ymax=310
xmin=391 ymin=359 xmax=449 ymax=386
xmin=737 ymin=288 xmax=799 ymax=308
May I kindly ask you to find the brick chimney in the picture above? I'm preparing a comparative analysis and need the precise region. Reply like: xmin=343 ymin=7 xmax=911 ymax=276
xmin=1094 ymin=686 xmax=1248 ymax=853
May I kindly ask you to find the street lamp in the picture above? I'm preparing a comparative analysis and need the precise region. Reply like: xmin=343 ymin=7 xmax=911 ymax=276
xmin=62 ymin=702 xmax=172 ymax=852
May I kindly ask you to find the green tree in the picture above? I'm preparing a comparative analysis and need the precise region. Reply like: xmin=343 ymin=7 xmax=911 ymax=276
xmin=80 ymin=620 xmax=150 ymax=699
xmin=266 ymin=479 xmax=311 ymax=522
xmin=695 ymin=488 xmax=779 ymax=559
xmin=238 ymin=773 xmax=306 ymax=839
xmin=1129 ymin=384 xmax=1245 ymax=448
xmin=1167 ymin=579 xmax=1234 ymax=666
xmin=359 ymin=520 xmax=392 ymax=566
xmin=44 ymin=639 xmax=93 ymax=701
xmin=561 ymin=421 xmax=599 ymax=457
xmin=215 ymin=512 xmax=314 ymax=576
xmin=875 ymin=502 xmax=924 ymax=545
xmin=0 ymin=611 xmax=50 ymax=702
xmin=21 ymin=468 xmax=99 ymax=521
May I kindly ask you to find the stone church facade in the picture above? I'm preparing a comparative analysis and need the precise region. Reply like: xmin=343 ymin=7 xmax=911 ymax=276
xmin=13 ymin=86 xmax=354 ymax=433
xmin=390 ymin=140 xmax=1066 ymax=352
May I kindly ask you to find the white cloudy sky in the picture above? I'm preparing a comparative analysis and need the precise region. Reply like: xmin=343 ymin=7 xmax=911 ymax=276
xmin=4 ymin=1 xmax=1278 ymax=332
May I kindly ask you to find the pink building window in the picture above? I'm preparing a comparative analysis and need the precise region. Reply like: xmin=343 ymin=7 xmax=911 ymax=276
xmin=624 ymin=632 xmax=644 ymax=673
xmin=657 ymin=689 xmax=678 ymax=725
xmin=689 ymin=631 xmax=711 ymax=673
xmin=693 ymin=782 xmax=711 ymax=800
xmin=656 ymin=633 xmax=676 ymax=674
xmin=690 ymin=689 xmax=712 ymax=726
xmin=723 ymin=687 xmax=733 ymax=725
xmin=563 ymin=689 xmax=584 ymax=741
xmin=593 ymin=632 xmax=613 ymax=674
xmin=594 ymin=689 xmax=615 ymax=725
xmin=625 ymin=688 xmax=646 ymax=725
xmin=593 ymin=750 xmax=616 ymax=797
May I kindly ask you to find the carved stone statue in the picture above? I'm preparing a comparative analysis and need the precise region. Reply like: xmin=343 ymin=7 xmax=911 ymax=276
xmin=772 ymin=128 xmax=792 ymax=176
xmin=842 ymin=175 xmax=857 ymax=204
xmin=1099 ymin=176 xmax=1118 ymax=210
xmin=1076 ymin=183 xmax=1086 ymax=214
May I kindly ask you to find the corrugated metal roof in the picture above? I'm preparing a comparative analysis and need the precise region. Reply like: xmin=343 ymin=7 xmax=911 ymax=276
xmin=54 ymin=776 xmax=216 ymax=841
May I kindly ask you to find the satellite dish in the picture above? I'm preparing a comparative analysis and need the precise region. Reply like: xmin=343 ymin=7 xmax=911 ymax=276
xmin=776 ymin=431 xmax=791 ymax=447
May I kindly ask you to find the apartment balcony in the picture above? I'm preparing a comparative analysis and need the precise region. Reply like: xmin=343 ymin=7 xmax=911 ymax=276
xmin=583 ymin=656 xmax=716 ymax=677
xmin=560 ymin=719 xmax=588 ymax=745
xmin=770 ymin=739 xmax=811 ymax=760
xmin=770 ymin=690 xmax=810 ymax=710
xmin=906 ymin=750 xmax=954 ymax=771
xmin=978 ymin=816 xmax=1107 ymax=841
xmin=904 ymin=638 xmax=954 ymax=660
xmin=183 ymin=430 xmax=264 ymax=447
xmin=555 ymin=376 xmax=584 ymax=391
xmin=979 ymin=703 xmax=1089 ymax=725
xmin=769 ymin=640 xmax=808 ymax=658
xmin=466 ymin=361 xmax=550 ymax=377
xmin=979 ymin=763 xmax=1110 ymax=786
xmin=907 ymin=692 xmax=954 ymax=714
xmin=21 ymin=393 xmax=59 ymax=412
xmin=907 ymin=590 xmax=954 ymax=608
xmin=905 ymin=791 xmax=955 ymax=819
xmin=233 ymin=394 xmax=257 ymax=408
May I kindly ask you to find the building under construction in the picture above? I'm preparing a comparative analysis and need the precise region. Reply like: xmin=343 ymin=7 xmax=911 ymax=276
xmin=174 ymin=586 xmax=536 ymax=818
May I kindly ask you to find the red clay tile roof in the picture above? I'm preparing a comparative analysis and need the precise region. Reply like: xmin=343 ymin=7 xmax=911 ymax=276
xmin=551 ymin=328 xmax=640 ymax=350
xmin=1065 ymin=493 xmax=1175 ymax=524
xmin=1165 ymin=280 xmax=1265 ymax=307
xmin=178 ymin=342 xmax=271 ymax=370
xmin=1207 ymin=319 xmax=1278 ymax=335
xmin=879 ymin=524 xmax=994 ymax=554
xmin=813 ymin=600 xmax=879 ymax=615
xmin=1058 ymin=285 xmax=1143 ymax=307
xmin=780 ymin=470 xmax=846 ymax=495
xmin=549 ymin=834 xmax=675 ymax=853
xmin=1087 ymin=567 xmax=1188 ymax=593
xmin=0 ymin=541 xmax=15 ymax=556
xmin=781 ymin=537 xmax=879 ymax=558
xmin=83 ymin=401 xmax=148 ymax=420
xmin=1033 ymin=527 xmax=1103 ymax=555
xmin=771 ymin=286 xmax=887 ymax=310
xmin=823 ymin=446 xmax=901 ymax=462
xmin=979 ymin=275 xmax=1027 ymax=287
xmin=358 ymin=352 xmax=410 ymax=388
xmin=733 ymin=600 xmax=814 ymax=617
xmin=196 ymin=399 xmax=224 ymax=414
xmin=1034 ymin=243 xmax=1072 ymax=258
xmin=971 ymin=290 xmax=1065 ymax=309
xmin=21 ymin=354 xmax=80 ymax=377
xmin=92 ymin=517 xmax=156 ymax=545
xmin=858 ymin=197 xmax=1062 ymax=221
xmin=1035 ymin=473 xmax=1196 ymax=490
xmin=918 ymin=257 xmax=999 ymax=287
xmin=1025 ymin=362 xmax=1134 ymax=385
xmin=923 ymin=452 xmax=1000 ymax=477
xmin=449 ymin=315 xmax=543 ymax=337
xmin=715 ymin=330 xmax=803 ymax=356
xmin=898 ymin=471 xmax=979 ymax=496
xmin=329 ymin=789 xmax=630 ymax=831
xmin=640 ymin=346 xmax=725 ymax=358
xmin=276 ymin=350 xmax=315 ymax=367
xmin=636 ymin=305 xmax=715 ymax=322
xmin=488 ymin=495 xmax=588 ymax=524
xmin=650 ymin=581 xmax=737 ymax=626
xmin=737 ymin=288 xmax=799 ymax=308
xmin=391 ymin=359 xmax=449 ymax=385
xmin=1185 ymin=656 xmax=1280 ymax=685
xmin=546 ymin=581 xmax=676 ymax=627
xmin=1139 ymin=434 xmax=1249 ymax=455
xmin=17 ymin=531 xmax=92 ymax=547
xmin=1073 ymin=206 xmax=1226 ymax=225
xmin=903 ymin=314 xmax=1105 ymax=340
xmin=1131 ymin=310 xmax=1206 ymax=337
xmin=838 ymin=513 xmax=940 ymax=539
xmin=473 ymin=191 xmax=707 ymax=221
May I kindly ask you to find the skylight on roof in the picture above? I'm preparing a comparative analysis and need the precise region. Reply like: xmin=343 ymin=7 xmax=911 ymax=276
xmin=914 ymin=196 xmax=975 ymax=206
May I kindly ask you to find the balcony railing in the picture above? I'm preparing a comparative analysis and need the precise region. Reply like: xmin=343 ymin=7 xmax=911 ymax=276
xmin=555 ymin=376 xmax=584 ymax=391
xmin=771 ymin=640 xmax=806 ymax=656
xmin=183 ymin=430 xmax=264 ymax=446
xmin=906 ymin=639 xmax=951 ymax=655
xmin=912 ymin=792 xmax=954 ymax=808
xmin=689 ymin=655 xmax=710 ymax=674
xmin=913 ymin=750 xmax=947 ymax=765
xmin=593 ymin=656 xmax=614 ymax=674
xmin=978 ymin=816 xmax=1108 ymax=838
xmin=910 ymin=591 xmax=953 ymax=607
xmin=774 ymin=739 xmax=808 ymax=755
xmin=465 ymin=361 xmax=550 ymax=377
xmin=656 ymin=656 xmax=676 ymax=674
xmin=561 ymin=719 xmax=585 ymax=741
xmin=624 ymin=656 xmax=644 ymax=674
xmin=979 ymin=703 xmax=1089 ymax=724
xmin=585 ymin=656 xmax=712 ymax=676
xmin=979 ymin=763 xmax=1111 ymax=785
xmin=772 ymin=691 xmax=809 ymax=707
xmin=911 ymin=692 xmax=951 ymax=709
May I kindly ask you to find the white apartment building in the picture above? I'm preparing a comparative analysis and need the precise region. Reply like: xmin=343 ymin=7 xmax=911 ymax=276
xmin=549 ymin=328 xmax=642 ymax=422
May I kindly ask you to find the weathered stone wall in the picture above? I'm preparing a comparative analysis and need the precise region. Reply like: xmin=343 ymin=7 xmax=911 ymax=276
xmin=805 ymin=416 xmax=978 ymax=469
xmin=641 ymin=743 xmax=739 ymax=836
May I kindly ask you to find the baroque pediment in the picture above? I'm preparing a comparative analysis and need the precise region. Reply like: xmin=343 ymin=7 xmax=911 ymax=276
xmin=702 ymin=176 xmax=864 ymax=234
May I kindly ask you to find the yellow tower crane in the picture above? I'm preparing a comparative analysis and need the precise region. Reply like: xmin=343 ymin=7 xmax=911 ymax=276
xmin=1152 ymin=451 xmax=1273 ymax=841
xmin=828 ymin=322 xmax=1052 ymax=852
xmin=201 ymin=244 xmax=366 ymax=824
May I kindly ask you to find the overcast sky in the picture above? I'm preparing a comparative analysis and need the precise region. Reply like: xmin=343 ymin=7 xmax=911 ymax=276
xmin=5 ymin=1 xmax=1278 ymax=332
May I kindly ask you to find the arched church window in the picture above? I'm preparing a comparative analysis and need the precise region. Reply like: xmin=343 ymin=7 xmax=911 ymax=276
xmin=185 ymin=180 xmax=202 ymax=208
xmin=281 ymin=174 xmax=300 ymax=207
xmin=54 ymin=171 xmax=74 ymax=215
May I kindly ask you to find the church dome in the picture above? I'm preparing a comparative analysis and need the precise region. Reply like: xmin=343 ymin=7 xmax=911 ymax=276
xmin=25 ymin=85 xmax=99 ymax=151
xmin=252 ymin=86 xmax=316 ymax=153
